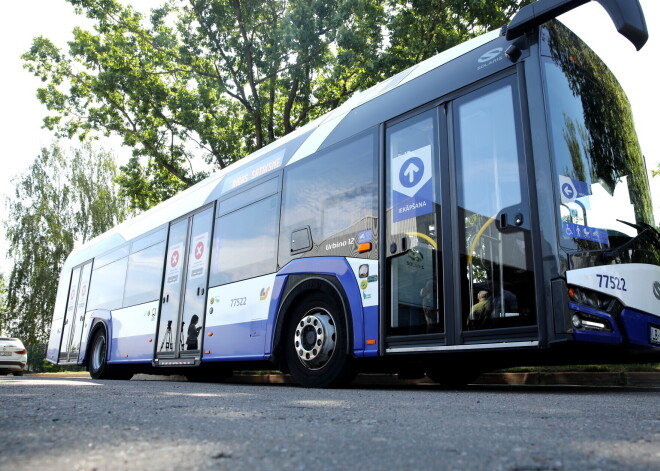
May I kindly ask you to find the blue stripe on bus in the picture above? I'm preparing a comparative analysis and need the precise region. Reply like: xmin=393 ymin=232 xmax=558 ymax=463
xmin=571 ymin=303 xmax=660 ymax=350
xmin=570 ymin=303 xmax=622 ymax=345
xmin=202 ymin=320 xmax=267 ymax=361
xmin=101 ymin=257 xmax=379 ymax=365
xmin=264 ymin=273 xmax=290 ymax=359
xmin=362 ymin=305 xmax=379 ymax=357
xmin=109 ymin=333 xmax=154 ymax=363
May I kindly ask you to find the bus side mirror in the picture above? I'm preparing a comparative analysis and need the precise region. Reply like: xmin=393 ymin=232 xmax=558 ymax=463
xmin=506 ymin=0 xmax=648 ymax=51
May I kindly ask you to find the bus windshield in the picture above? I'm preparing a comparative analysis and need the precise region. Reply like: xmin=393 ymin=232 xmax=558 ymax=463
xmin=542 ymin=22 xmax=656 ymax=265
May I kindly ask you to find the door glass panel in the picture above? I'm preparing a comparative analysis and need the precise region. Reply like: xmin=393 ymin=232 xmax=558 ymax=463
xmin=454 ymin=80 xmax=535 ymax=331
xmin=386 ymin=110 xmax=443 ymax=335
xmin=59 ymin=267 xmax=81 ymax=361
xmin=69 ymin=262 xmax=92 ymax=359
xmin=181 ymin=207 xmax=213 ymax=352
xmin=157 ymin=218 xmax=189 ymax=354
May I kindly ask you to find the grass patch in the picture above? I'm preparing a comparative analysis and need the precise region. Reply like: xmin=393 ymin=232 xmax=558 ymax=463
xmin=496 ymin=363 xmax=660 ymax=373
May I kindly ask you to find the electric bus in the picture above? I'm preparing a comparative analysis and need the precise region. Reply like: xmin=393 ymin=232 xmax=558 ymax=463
xmin=47 ymin=0 xmax=660 ymax=387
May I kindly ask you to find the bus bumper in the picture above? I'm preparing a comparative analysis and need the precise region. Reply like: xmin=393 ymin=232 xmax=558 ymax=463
xmin=572 ymin=302 xmax=660 ymax=351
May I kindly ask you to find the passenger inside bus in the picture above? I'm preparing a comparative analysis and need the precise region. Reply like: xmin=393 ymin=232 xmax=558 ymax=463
xmin=468 ymin=290 xmax=490 ymax=329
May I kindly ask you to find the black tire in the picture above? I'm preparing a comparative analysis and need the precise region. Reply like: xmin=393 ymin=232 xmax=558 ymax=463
xmin=284 ymin=294 xmax=355 ymax=388
xmin=13 ymin=370 xmax=24 ymax=377
xmin=88 ymin=329 xmax=133 ymax=380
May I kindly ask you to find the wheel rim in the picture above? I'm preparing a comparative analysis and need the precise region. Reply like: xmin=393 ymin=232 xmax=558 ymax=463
xmin=91 ymin=334 xmax=106 ymax=372
xmin=293 ymin=308 xmax=336 ymax=370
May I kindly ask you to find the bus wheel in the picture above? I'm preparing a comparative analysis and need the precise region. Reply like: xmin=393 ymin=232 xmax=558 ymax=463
xmin=88 ymin=329 xmax=132 ymax=380
xmin=284 ymin=295 xmax=354 ymax=388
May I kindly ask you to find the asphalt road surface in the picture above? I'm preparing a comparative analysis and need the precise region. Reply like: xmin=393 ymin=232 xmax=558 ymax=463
xmin=1 ymin=376 xmax=658 ymax=471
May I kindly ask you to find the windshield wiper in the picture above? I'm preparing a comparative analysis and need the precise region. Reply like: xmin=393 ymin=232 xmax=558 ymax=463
xmin=601 ymin=219 xmax=660 ymax=262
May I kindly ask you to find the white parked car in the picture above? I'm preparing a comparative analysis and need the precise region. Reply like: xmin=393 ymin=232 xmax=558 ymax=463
xmin=0 ymin=338 xmax=28 ymax=376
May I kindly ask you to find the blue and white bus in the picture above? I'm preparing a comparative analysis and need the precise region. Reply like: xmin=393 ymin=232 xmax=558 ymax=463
xmin=47 ymin=0 xmax=659 ymax=387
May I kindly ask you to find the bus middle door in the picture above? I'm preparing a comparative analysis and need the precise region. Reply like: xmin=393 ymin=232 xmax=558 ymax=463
xmin=154 ymin=205 xmax=214 ymax=366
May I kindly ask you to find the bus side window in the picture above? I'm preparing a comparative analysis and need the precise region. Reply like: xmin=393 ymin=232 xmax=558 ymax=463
xmin=87 ymin=257 xmax=128 ymax=311
xmin=209 ymin=195 xmax=280 ymax=287
xmin=122 ymin=241 xmax=166 ymax=307
xmin=279 ymin=130 xmax=378 ymax=265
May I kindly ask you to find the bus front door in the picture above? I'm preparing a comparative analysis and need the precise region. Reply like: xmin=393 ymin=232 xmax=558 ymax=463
xmin=451 ymin=76 xmax=537 ymax=343
xmin=385 ymin=75 xmax=538 ymax=351
xmin=385 ymin=109 xmax=445 ymax=340
xmin=155 ymin=205 xmax=214 ymax=366
xmin=58 ymin=261 xmax=92 ymax=364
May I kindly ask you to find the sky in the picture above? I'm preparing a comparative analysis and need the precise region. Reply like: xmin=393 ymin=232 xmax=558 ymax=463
xmin=0 ymin=0 xmax=658 ymax=276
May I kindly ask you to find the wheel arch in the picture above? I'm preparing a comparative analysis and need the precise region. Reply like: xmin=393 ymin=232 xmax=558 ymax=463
xmin=271 ymin=275 xmax=354 ymax=370
xmin=81 ymin=312 xmax=112 ymax=365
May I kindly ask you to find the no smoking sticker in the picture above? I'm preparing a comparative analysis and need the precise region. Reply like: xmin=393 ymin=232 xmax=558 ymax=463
xmin=189 ymin=233 xmax=208 ymax=279
xmin=166 ymin=243 xmax=183 ymax=285
xmin=195 ymin=241 xmax=204 ymax=260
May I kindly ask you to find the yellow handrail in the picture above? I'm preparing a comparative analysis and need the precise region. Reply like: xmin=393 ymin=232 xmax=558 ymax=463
xmin=403 ymin=216 xmax=495 ymax=266
xmin=405 ymin=232 xmax=438 ymax=250
xmin=466 ymin=216 xmax=496 ymax=267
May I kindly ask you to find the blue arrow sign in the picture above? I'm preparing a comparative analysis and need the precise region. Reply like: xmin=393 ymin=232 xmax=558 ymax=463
xmin=399 ymin=157 xmax=424 ymax=188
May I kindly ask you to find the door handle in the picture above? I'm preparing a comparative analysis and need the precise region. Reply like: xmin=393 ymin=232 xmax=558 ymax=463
xmin=500 ymin=212 xmax=508 ymax=229
xmin=496 ymin=206 xmax=527 ymax=232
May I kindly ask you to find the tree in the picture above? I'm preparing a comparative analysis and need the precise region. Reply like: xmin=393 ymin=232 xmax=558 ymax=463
xmin=23 ymin=0 xmax=531 ymax=210
xmin=2 ymin=144 xmax=129 ymax=345
xmin=381 ymin=0 xmax=529 ymax=74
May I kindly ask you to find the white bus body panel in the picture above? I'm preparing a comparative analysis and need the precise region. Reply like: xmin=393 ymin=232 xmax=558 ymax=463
xmin=566 ymin=263 xmax=660 ymax=317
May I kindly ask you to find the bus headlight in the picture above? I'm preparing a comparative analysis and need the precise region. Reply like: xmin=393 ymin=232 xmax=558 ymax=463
xmin=570 ymin=311 xmax=612 ymax=332
xmin=571 ymin=314 xmax=582 ymax=329
xmin=567 ymin=286 xmax=617 ymax=313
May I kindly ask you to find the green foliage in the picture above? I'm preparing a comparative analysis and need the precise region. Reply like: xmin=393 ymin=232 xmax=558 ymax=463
xmin=23 ymin=0 xmax=531 ymax=210
xmin=381 ymin=0 xmax=527 ymax=73
xmin=2 ymin=144 xmax=129 ymax=345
